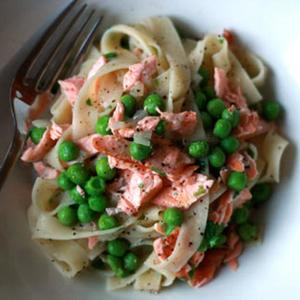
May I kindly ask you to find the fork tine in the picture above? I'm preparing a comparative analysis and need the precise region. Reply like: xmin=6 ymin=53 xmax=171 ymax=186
xmin=37 ymin=11 xmax=102 ymax=92
xmin=17 ymin=0 xmax=78 ymax=79
xmin=24 ymin=3 xmax=88 ymax=87
xmin=60 ymin=15 xmax=103 ymax=80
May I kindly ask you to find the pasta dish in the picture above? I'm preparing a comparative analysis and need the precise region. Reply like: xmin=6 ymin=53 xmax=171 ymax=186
xmin=21 ymin=17 xmax=288 ymax=292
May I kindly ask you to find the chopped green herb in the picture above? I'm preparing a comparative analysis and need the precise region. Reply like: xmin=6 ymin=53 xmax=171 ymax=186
xmin=188 ymin=266 xmax=196 ymax=278
xmin=150 ymin=167 xmax=166 ymax=177
xmin=154 ymin=79 xmax=159 ymax=87
xmin=193 ymin=185 xmax=206 ymax=197
xmin=138 ymin=182 xmax=145 ymax=189
xmin=86 ymin=98 xmax=92 ymax=106
xmin=104 ymin=52 xmax=118 ymax=60
xmin=218 ymin=37 xmax=224 ymax=44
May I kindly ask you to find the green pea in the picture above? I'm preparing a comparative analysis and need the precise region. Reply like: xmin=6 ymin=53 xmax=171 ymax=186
xmin=115 ymin=268 xmax=130 ymax=278
xmin=130 ymin=142 xmax=152 ymax=161
xmin=85 ymin=176 xmax=106 ymax=196
xmin=198 ymin=238 xmax=209 ymax=252
xmin=58 ymin=141 xmax=80 ymax=162
xmin=66 ymin=163 xmax=90 ymax=185
xmin=57 ymin=206 xmax=77 ymax=226
xmin=188 ymin=141 xmax=209 ymax=158
xmin=104 ymin=52 xmax=117 ymax=60
xmin=200 ymin=111 xmax=213 ymax=130
xmin=107 ymin=239 xmax=129 ymax=257
xmin=227 ymin=171 xmax=248 ymax=192
xmin=233 ymin=206 xmax=250 ymax=224
xmin=57 ymin=171 xmax=75 ymax=190
xmin=77 ymin=204 xmax=95 ymax=224
xmin=208 ymin=234 xmax=227 ymax=248
xmin=143 ymin=93 xmax=165 ymax=116
xmin=237 ymin=223 xmax=258 ymax=241
xmin=205 ymin=221 xmax=225 ymax=237
xmin=121 ymin=94 xmax=136 ymax=117
xmin=163 ymin=208 xmax=184 ymax=227
xmin=29 ymin=127 xmax=46 ymax=145
xmin=68 ymin=187 xmax=86 ymax=204
xmin=251 ymin=183 xmax=272 ymax=205
xmin=213 ymin=119 xmax=232 ymax=139
xmin=262 ymin=100 xmax=281 ymax=121
xmin=199 ymin=235 xmax=226 ymax=252
xmin=202 ymin=86 xmax=216 ymax=99
xmin=124 ymin=252 xmax=140 ymax=271
xmin=208 ymin=147 xmax=226 ymax=168
xmin=107 ymin=254 xmax=122 ymax=272
xmin=109 ymin=264 xmax=130 ymax=279
xmin=244 ymin=200 xmax=254 ymax=210
xmin=95 ymin=115 xmax=112 ymax=135
xmin=155 ymin=120 xmax=166 ymax=136
xmin=165 ymin=224 xmax=176 ymax=236
xmin=222 ymin=108 xmax=240 ymax=128
xmin=195 ymin=90 xmax=207 ymax=110
xmin=198 ymin=67 xmax=209 ymax=86
xmin=88 ymin=195 xmax=108 ymax=213
xmin=207 ymin=98 xmax=226 ymax=118
xmin=98 ymin=214 xmax=119 ymax=230
xmin=198 ymin=221 xmax=226 ymax=252
xmin=220 ymin=136 xmax=240 ymax=154
xmin=95 ymin=157 xmax=116 ymax=181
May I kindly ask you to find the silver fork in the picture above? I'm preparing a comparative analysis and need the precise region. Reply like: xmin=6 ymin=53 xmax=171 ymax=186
xmin=0 ymin=0 xmax=102 ymax=190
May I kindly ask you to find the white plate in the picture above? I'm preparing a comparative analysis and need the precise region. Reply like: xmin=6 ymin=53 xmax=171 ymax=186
xmin=0 ymin=0 xmax=299 ymax=299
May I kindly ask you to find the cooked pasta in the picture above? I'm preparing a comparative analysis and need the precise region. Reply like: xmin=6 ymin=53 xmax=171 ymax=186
xmin=21 ymin=17 xmax=288 ymax=292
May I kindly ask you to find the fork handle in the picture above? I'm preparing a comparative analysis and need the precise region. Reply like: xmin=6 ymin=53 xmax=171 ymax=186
xmin=0 ymin=128 xmax=25 ymax=190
